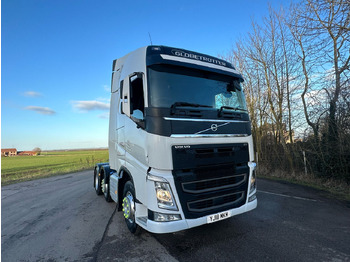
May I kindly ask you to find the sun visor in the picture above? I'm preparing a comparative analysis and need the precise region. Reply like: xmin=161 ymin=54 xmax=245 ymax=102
xmin=146 ymin=46 xmax=244 ymax=81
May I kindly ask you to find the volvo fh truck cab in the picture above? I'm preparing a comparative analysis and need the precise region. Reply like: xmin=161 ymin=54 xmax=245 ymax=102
xmin=94 ymin=46 xmax=257 ymax=234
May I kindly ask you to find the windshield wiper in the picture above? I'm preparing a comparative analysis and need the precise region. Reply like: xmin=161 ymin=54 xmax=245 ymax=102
xmin=218 ymin=106 xmax=247 ymax=117
xmin=170 ymin=102 xmax=212 ymax=115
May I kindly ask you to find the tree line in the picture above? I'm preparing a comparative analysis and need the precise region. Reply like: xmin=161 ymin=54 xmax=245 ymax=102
xmin=224 ymin=0 xmax=349 ymax=182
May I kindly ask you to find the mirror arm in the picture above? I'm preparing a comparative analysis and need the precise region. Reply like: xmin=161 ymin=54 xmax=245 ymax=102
xmin=131 ymin=116 xmax=145 ymax=129
xmin=136 ymin=120 xmax=145 ymax=129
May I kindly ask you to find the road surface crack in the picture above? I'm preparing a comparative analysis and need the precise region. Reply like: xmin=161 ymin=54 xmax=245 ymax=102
xmin=91 ymin=204 xmax=118 ymax=262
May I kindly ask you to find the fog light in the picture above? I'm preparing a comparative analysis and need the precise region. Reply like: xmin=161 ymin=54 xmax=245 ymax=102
xmin=151 ymin=211 xmax=181 ymax=222
xmin=248 ymin=193 xmax=257 ymax=202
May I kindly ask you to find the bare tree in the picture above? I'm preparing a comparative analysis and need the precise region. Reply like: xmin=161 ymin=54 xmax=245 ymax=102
xmin=307 ymin=0 xmax=350 ymax=146
xmin=289 ymin=0 xmax=350 ymax=177
xmin=222 ymin=0 xmax=350 ymax=182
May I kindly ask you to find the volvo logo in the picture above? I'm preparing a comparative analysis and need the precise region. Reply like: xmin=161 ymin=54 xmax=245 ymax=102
xmin=195 ymin=122 xmax=230 ymax=134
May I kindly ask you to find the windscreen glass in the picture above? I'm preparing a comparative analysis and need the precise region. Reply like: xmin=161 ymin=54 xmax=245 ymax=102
xmin=147 ymin=65 xmax=247 ymax=111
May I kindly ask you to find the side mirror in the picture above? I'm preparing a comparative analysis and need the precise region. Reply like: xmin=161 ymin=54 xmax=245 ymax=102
xmin=222 ymin=92 xmax=233 ymax=98
xmin=227 ymin=80 xmax=242 ymax=92
xmin=131 ymin=110 xmax=145 ymax=129
xmin=227 ymin=82 xmax=235 ymax=92
xmin=131 ymin=109 xmax=144 ymax=121
xmin=234 ymin=80 xmax=242 ymax=91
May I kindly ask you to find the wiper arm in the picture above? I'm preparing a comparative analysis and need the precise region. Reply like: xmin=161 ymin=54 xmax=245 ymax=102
xmin=171 ymin=102 xmax=212 ymax=115
xmin=218 ymin=106 xmax=247 ymax=117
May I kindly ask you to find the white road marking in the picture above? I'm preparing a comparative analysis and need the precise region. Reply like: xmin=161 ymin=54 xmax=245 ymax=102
xmin=258 ymin=190 xmax=319 ymax=202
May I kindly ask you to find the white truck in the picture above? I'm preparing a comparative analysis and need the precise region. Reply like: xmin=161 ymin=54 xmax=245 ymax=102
xmin=94 ymin=46 xmax=257 ymax=234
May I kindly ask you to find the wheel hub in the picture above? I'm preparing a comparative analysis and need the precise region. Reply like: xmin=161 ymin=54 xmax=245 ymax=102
xmin=122 ymin=192 xmax=135 ymax=222
xmin=95 ymin=175 xmax=99 ymax=190
xmin=101 ymin=178 xmax=106 ymax=193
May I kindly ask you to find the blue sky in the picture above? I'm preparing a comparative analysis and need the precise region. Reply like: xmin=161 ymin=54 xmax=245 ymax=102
xmin=2 ymin=0 xmax=288 ymax=150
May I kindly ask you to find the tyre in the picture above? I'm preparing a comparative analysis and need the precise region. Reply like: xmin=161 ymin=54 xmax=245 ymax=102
xmin=103 ymin=177 xmax=112 ymax=202
xmin=122 ymin=181 xmax=141 ymax=234
xmin=94 ymin=169 xmax=102 ymax=195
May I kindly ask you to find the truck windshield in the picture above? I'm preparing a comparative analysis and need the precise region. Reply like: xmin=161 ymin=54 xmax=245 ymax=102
xmin=147 ymin=64 xmax=247 ymax=111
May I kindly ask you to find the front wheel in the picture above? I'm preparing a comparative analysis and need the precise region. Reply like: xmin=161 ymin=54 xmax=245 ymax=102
xmin=122 ymin=181 xmax=141 ymax=234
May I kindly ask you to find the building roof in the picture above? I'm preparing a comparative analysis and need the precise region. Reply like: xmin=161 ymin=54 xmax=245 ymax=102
xmin=18 ymin=151 xmax=37 ymax=155
xmin=1 ymin=148 xmax=17 ymax=152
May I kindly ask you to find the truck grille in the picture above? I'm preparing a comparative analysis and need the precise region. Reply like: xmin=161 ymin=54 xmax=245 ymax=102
xmin=182 ymin=173 xmax=247 ymax=193
xmin=172 ymin=143 xmax=249 ymax=219
xmin=187 ymin=191 xmax=244 ymax=212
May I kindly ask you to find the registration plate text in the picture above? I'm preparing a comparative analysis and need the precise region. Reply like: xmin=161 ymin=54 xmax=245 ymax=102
xmin=207 ymin=211 xmax=230 ymax=224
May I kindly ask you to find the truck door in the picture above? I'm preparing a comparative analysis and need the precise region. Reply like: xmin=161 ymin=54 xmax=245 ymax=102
xmin=115 ymin=79 xmax=127 ymax=170
xmin=121 ymin=72 xmax=148 ymax=166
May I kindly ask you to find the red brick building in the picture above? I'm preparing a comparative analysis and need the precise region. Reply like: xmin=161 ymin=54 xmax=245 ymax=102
xmin=17 ymin=151 xmax=38 ymax=156
xmin=1 ymin=148 xmax=17 ymax=157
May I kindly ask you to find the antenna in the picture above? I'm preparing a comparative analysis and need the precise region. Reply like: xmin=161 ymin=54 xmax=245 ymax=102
xmin=148 ymin=32 xmax=153 ymax=45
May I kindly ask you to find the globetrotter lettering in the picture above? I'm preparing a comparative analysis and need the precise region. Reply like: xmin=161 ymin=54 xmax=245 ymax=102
xmin=171 ymin=49 xmax=227 ymax=67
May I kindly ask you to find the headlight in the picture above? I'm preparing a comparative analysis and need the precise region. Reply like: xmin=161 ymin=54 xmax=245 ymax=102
xmin=154 ymin=181 xmax=178 ymax=210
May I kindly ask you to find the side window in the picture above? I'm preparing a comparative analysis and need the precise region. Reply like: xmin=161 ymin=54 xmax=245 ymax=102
xmin=120 ymin=80 xmax=124 ymax=99
xmin=122 ymin=77 xmax=130 ymax=116
xmin=130 ymin=74 xmax=145 ymax=118
xmin=119 ymin=80 xmax=124 ymax=114
xmin=121 ymin=72 xmax=144 ymax=124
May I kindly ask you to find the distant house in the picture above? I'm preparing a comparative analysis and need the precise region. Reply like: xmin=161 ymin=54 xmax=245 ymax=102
xmin=1 ymin=148 xmax=17 ymax=157
xmin=18 ymin=151 xmax=38 ymax=156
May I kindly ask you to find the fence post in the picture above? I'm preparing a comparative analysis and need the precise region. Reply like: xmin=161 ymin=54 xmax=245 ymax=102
xmin=256 ymin=152 xmax=259 ymax=175
xmin=303 ymin=151 xmax=307 ymax=176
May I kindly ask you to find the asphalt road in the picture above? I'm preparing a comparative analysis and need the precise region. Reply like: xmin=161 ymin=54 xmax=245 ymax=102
xmin=2 ymin=170 xmax=350 ymax=262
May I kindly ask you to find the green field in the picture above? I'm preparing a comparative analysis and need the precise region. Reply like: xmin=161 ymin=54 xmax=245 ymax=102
xmin=1 ymin=149 xmax=109 ymax=185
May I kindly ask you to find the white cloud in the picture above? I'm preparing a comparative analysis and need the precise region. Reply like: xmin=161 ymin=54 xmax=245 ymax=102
xmin=72 ymin=100 xmax=110 ymax=111
xmin=103 ymin=85 xmax=110 ymax=92
xmin=23 ymin=91 xmax=42 ymax=97
xmin=24 ymin=106 xmax=56 ymax=115
xmin=96 ymin=97 xmax=110 ymax=103
xmin=98 ymin=112 xmax=110 ymax=119
xmin=325 ymin=67 xmax=335 ymax=82
xmin=304 ymin=89 xmax=328 ymax=107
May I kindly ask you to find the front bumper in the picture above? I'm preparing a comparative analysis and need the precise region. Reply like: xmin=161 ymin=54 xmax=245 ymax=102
xmin=137 ymin=198 xmax=257 ymax=234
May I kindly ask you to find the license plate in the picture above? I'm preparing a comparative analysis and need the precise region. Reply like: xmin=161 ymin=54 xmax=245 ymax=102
xmin=207 ymin=211 xmax=230 ymax=224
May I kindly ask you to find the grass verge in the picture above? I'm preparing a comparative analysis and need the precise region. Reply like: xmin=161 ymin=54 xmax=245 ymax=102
xmin=1 ymin=149 xmax=109 ymax=186
xmin=3 ymin=150 xmax=349 ymax=203
xmin=257 ymin=165 xmax=350 ymax=203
